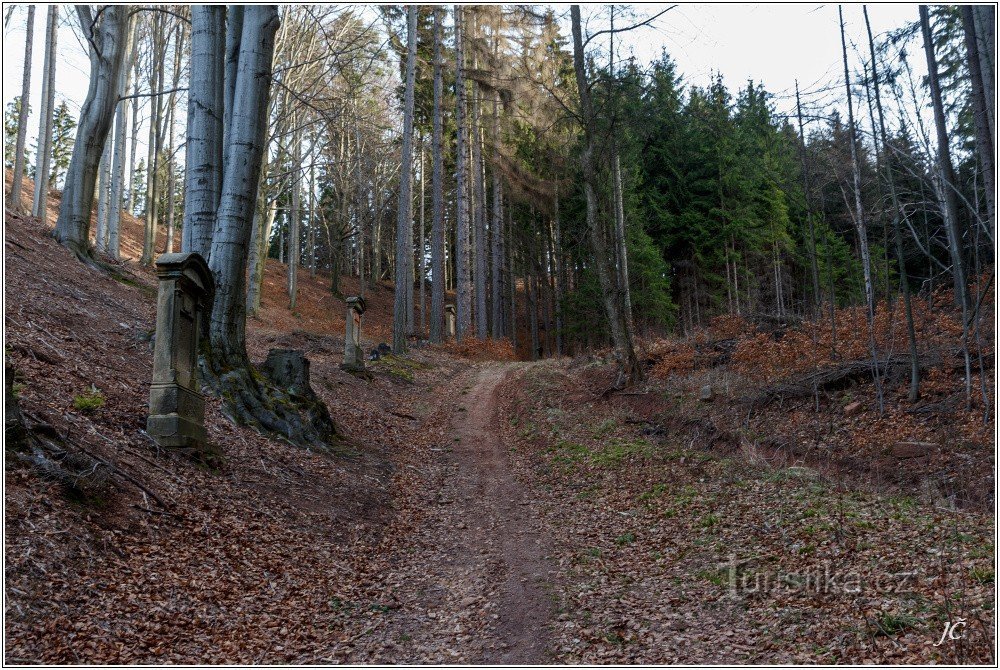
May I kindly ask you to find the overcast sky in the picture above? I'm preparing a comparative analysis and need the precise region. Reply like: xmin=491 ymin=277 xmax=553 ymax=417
xmin=3 ymin=3 xmax=931 ymax=171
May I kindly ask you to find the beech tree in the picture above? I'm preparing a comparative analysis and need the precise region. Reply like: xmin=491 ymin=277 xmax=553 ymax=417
xmin=31 ymin=6 xmax=57 ymax=221
xmin=54 ymin=5 xmax=130 ymax=259
xmin=9 ymin=5 xmax=33 ymax=211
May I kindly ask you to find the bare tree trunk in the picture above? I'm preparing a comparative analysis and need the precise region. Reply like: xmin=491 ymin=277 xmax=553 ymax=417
xmin=9 ymin=5 xmax=34 ymax=211
xmin=962 ymin=5 xmax=996 ymax=239
xmin=107 ymin=21 xmax=136 ymax=260
xmin=921 ymin=5 xmax=973 ymax=406
xmin=309 ymin=141 xmax=317 ymax=278
xmin=288 ymin=129 xmax=301 ymax=310
xmin=126 ymin=55 xmax=140 ymax=213
xmin=472 ymin=41 xmax=488 ymax=339
xmin=865 ymin=6 xmax=920 ymax=402
xmin=973 ymin=6 xmax=995 ymax=139
xmin=507 ymin=206 xmax=517 ymax=347
xmin=490 ymin=100 xmax=504 ymax=340
xmin=419 ymin=140 xmax=427 ymax=337
xmin=55 ymin=6 xmax=129 ymax=258
xmin=31 ymin=6 xmax=57 ymax=222
xmin=454 ymin=5 xmax=472 ymax=340
xmin=182 ymin=5 xmax=225 ymax=259
xmin=553 ymin=187 xmax=564 ymax=355
xmin=96 ymin=137 xmax=112 ymax=252
xmin=393 ymin=6 xmax=417 ymax=354
xmin=430 ymin=7 xmax=446 ymax=343
xmin=142 ymin=16 xmax=166 ymax=265
xmin=246 ymin=193 xmax=276 ymax=316
xmin=223 ymin=6 xmax=244 ymax=170
xmin=840 ymin=5 xmax=885 ymax=413
xmin=795 ymin=81 xmax=823 ymax=316
xmin=570 ymin=5 xmax=642 ymax=385
xmin=208 ymin=5 xmax=279 ymax=367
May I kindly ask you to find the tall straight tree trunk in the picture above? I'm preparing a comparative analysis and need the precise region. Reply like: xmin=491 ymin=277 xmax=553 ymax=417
xmin=973 ymin=6 xmax=995 ymax=139
xmin=961 ymin=6 xmax=996 ymax=240
xmin=223 ymin=6 xmax=245 ymax=170
xmin=429 ymin=6 xmax=445 ymax=343
xmin=472 ymin=36 xmax=488 ymax=339
xmin=840 ymin=5 xmax=884 ymax=413
xmin=142 ymin=17 xmax=166 ymax=265
xmin=126 ymin=55 xmax=140 ymax=213
xmin=570 ymin=5 xmax=642 ymax=386
xmin=454 ymin=5 xmax=472 ymax=340
xmin=393 ymin=6 xmax=418 ymax=354
xmin=288 ymin=130 xmax=301 ymax=309
xmin=309 ymin=142 xmax=317 ymax=278
xmin=419 ymin=141 xmax=427 ymax=337
xmin=9 ymin=5 xmax=34 ymax=211
xmin=246 ymin=192 xmax=276 ymax=316
xmin=553 ymin=187 xmax=564 ymax=355
xmin=32 ymin=6 xmax=57 ymax=221
xmin=182 ymin=6 xmax=225 ymax=259
xmin=208 ymin=5 xmax=279 ymax=368
xmin=795 ymin=81 xmax=822 ymax=316
xmin=865 ymin=6 xmax=920 ymax=402
xmin=95 ymin=139 xmax=112 ymax=251
xmin=107 ymin=20 xmax=135 ymax=260
xmin=490 ymin=99 xmax=504 ymax=340
xmin=921 ymin=5 xmax=973 ymax=405
xmin=507 ymin=207 xmax=516 ymax=346
xmin=611 ymin=149 xmax=633 ymax=330
xmin=55 ymin=5 xmax=129 ymax=258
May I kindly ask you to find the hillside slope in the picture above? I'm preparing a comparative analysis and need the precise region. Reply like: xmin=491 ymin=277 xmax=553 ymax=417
xmin=3 ymin=177 xmax=466 ymax=662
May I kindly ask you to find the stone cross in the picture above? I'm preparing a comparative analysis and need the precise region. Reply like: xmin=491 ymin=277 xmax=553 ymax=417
xmin=147 ymin=253 xmax=214 ymax=451
xmin=342 ymin=296 xmax=366 ymax=370
xmin=445 ymin=304 xmax=456 ymax=339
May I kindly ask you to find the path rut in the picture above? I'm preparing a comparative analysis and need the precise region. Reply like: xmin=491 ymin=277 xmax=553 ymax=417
xmin=342 ymin=363 xmax=553 ymax=663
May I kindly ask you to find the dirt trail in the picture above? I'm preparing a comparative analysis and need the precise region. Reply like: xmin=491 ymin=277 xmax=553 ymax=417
xmin=341 ymin=363 xmax=553 ymax=663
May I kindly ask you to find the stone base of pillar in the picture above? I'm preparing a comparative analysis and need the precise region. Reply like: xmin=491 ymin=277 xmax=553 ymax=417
xmin=146 ymin=412 xmax=208 ymax=449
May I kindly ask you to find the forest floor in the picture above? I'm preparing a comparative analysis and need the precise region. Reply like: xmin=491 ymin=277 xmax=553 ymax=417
xmin=4 ymin=174 xmax=996 ymax=664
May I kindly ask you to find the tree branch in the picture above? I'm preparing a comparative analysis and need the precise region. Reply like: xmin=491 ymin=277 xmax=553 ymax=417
xmin=582 ymin=6 xmax=677 ymax=49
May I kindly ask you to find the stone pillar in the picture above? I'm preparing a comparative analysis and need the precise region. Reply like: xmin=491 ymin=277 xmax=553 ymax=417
xmin=342 ymin=296 xmax=366 ymax=371
xmin=445 ymin=304 xmax=456 ymax=339
xmin=147 ymin=253 xmax=214 ymax=451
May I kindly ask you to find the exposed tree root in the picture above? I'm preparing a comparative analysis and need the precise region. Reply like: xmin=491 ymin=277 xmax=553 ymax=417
xmin=202 ymin=353 xmax=341 ymax=454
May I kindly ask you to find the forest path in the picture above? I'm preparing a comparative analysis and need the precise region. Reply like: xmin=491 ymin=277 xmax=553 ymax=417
xmin=340 ymin=363 xmax=554 ymax=663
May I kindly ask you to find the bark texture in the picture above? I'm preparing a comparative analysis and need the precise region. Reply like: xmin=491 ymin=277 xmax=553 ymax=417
xmin=9 ymin=5 xmax=34 ymax=211
xmin=430 ymin=7 xmax=446 ymax=343
xmin=55 ymin=6 xmax=130 ymax=258
xmin=182 ymin=6 xmax=226 ymax=259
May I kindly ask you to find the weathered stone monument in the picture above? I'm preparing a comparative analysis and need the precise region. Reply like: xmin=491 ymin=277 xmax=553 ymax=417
xmin=342 ymin=296 xmax=366 ymax=371
xmin=445 ymin=304 xmax=456 ymax=339
xmin=147 ymin=253 xmax=214 ymax=451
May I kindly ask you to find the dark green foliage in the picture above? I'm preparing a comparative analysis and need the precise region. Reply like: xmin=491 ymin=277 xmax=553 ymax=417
xmin=4 ymin=97 xmax=29 ymax=169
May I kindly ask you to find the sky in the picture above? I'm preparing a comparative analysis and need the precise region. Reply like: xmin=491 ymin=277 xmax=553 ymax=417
xmin=3 ymin=3 xmax=931 ymax=176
